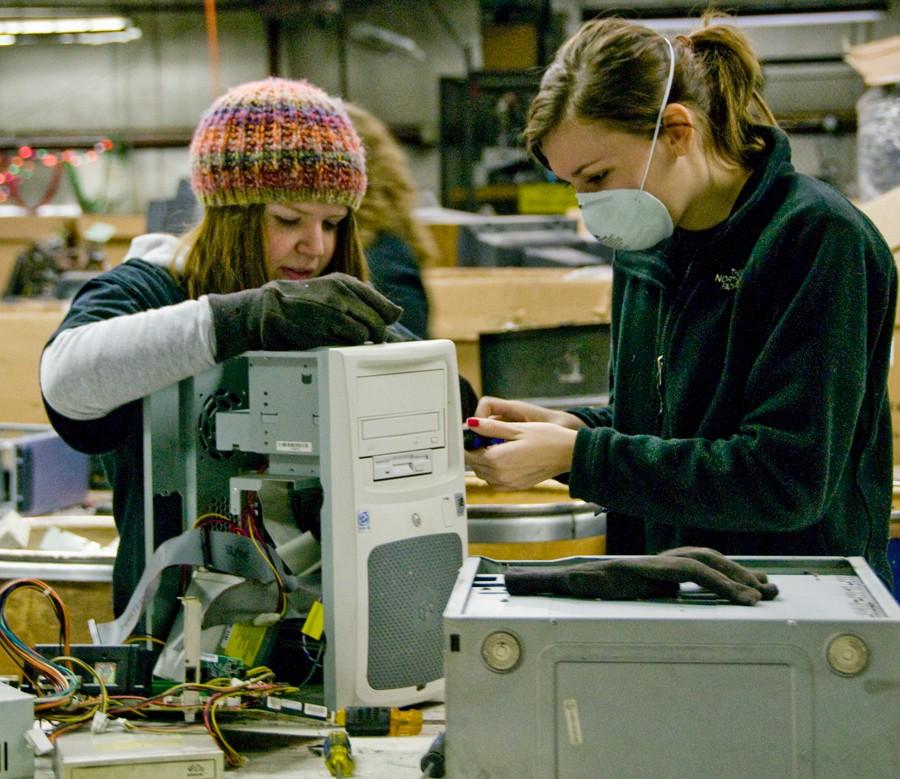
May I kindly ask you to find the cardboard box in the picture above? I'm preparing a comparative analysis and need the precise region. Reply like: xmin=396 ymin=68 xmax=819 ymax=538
xmin=845 ymin=35 xmax=900 ymax=87
xmin=0 ymin=215 xmax=70 ymax=242
xmin=0 ymin=301 xmax=68 ymax=423
xmin=0 ymin=213 xmax=144 ymax=248
xmin=0 ymin=579 xmax=113 ymax=678
xmin=424 ymin=223 xmax=462 ymax=268
xmin=424 ymin=266 xmax=613 ymax=392
xmin=78 ymin=213 xmax=146 ymax=242
xmin=858 ymin=185 xmax=900 ymax=259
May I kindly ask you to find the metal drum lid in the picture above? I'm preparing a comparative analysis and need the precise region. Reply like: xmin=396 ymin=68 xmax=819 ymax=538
xmin=467 ymin=502 xmax=605 ymax=543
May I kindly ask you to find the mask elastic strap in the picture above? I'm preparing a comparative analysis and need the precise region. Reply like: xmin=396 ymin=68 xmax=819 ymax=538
xmin=638 ymin=36 xmax=676 ymax=192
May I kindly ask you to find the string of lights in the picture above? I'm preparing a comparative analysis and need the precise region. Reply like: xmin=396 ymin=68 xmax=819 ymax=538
xmin=0 ymin=138 xmax=115 ymax=207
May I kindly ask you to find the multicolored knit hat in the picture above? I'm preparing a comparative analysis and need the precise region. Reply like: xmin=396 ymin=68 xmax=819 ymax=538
xmin=189 ymin=77 xmax=367 ymax=210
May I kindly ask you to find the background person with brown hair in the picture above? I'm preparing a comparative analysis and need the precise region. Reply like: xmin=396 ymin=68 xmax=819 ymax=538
xmin=346 ymin=101 xmax=438 ymax=339
xmin=465 ymin=14 xmax=897 ymax=586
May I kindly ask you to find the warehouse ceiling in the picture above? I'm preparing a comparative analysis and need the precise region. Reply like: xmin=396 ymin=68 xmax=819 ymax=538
xmin=0 ymin=1 xmax=324 ymax=10
xmin=0 ymin=1 xmax=889 ymax=11
xmin=0 ymin=0 xmax=890 ymax=125
xmin=0 ymin=1 xmax=260 ymax=12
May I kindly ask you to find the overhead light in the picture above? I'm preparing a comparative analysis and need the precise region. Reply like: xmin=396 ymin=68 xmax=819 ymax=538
xmin=349 ymin=22 xmax=426 ymax=61
xmin=59 ymin=29 xmax=143 ymax=46
xmin=0 ymin=14 xmax=141 ymax=46
xmin=639 ymin=10 xmax=885 ymax=32
xmin=0 ymin=16 xmax=130 ymax=35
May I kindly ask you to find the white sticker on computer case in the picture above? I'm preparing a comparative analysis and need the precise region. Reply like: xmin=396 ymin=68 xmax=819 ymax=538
xmin=276 ymin=440 xmax=312 ymax=453
xmin=563 ymin=699 xmax=583 ymax=745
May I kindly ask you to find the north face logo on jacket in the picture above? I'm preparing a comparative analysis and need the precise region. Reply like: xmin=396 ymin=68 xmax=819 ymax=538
xmin=714 ymin=268 xmax=742 ymax=291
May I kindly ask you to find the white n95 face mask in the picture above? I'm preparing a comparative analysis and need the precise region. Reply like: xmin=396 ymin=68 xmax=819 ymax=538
xmin=577 ymin=37 xmax=676 ymax=252
xmin=577 ymin=189 xmax=673 ymax=251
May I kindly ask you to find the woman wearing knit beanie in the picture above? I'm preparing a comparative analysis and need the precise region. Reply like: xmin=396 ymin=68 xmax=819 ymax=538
xmin=39 ymin=77 xmax=405 ymax=617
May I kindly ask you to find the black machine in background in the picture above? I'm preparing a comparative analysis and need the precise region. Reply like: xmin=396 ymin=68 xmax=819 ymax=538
xmin=29 ymin=644 xmax=155 ymax=697
xmin=440 ymin=72 xmax=544 ymax=214
xmin=3 ymin=222 xmax=108 ymax=301
xmin=479 ymin=323 xmax=611 ymax=409
xmin=145 ymin=178 xmax=200 ymax=235
xmin=455 ymin=215 xmax=613 ymax=268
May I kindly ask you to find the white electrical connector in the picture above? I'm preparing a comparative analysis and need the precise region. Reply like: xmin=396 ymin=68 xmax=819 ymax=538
xmin=89 ymin=713 xmax=127 ymax=734
xmin=24 ymin=726 xmax=54 ymax=756
xmin=251 ymin=612 xmax=280 ymax=627
xmin=90 ymin=711 xmax=110 ymax=733
xmin=182 ymin=688 xmax=200 ymax=724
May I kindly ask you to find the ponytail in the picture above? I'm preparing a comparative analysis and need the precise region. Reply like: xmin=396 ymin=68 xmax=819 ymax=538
xmin=684 ymin=12 xmax=777 ymax=166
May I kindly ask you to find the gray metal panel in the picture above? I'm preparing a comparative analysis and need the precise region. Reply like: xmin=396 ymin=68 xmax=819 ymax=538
xmin=142 ymin=357 xmax=262 ymax=634
xmin=144 ymin=357 xmax=264 ymax=531
xmin=550 ymin=646 xmax=811 ymax=778
xmin=764 ymin=62 xmax=865 ymax=115
xmin=444 ymin=555 xmax=900 ymax=779
xmin=0 ymin=682 xmax=34 ymax=779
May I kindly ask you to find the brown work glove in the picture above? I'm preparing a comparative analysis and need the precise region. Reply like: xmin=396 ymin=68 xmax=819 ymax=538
xmin=207 ymin=273 xmax=403 ymax=362
xmin=504 ymin=546 xmax=779 ymax=606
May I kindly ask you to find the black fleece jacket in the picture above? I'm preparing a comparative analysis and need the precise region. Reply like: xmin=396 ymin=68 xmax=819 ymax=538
xmin=567 ymin=126 xmax=896 ymax=586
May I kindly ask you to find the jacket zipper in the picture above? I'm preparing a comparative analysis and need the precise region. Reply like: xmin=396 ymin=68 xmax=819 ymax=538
xmin=656 ymin=354 xmax=666 ymax=420
xmin=656 ymin=260 xmax=698 ymax=435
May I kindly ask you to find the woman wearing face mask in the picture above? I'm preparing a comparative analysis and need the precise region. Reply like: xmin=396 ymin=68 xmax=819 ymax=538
xmin=39 ymin=78 xmax=403 ymax=616
xmin=465 ymin=15 xmax=897 ymax=586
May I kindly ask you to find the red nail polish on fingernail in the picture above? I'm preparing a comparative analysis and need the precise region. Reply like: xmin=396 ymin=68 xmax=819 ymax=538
xmin=466 ymin=417 xmax=480 ymax=428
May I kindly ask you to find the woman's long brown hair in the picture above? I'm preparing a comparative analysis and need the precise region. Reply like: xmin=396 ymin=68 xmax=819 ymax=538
xmin=179 ymin=204 xmax=368 ymax=299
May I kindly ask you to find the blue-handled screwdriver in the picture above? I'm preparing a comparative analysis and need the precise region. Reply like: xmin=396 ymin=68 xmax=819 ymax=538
xmin=463 ymin=427 xmax=506 ymax=451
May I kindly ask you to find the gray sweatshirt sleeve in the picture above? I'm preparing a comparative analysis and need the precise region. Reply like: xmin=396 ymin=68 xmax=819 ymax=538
xmin=40 ymin=296 xmax=218 ymax=421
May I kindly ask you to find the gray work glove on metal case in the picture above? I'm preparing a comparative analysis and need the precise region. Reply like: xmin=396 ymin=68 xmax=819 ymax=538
xmin=504 ymin=546 xmax=779 ymax=606
xmin=207 ymin=273 xmax=403 ymax=362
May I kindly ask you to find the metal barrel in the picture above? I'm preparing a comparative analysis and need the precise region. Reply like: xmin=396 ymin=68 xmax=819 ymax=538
xmin=467 ymin=501 xmax=606 ymax=560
